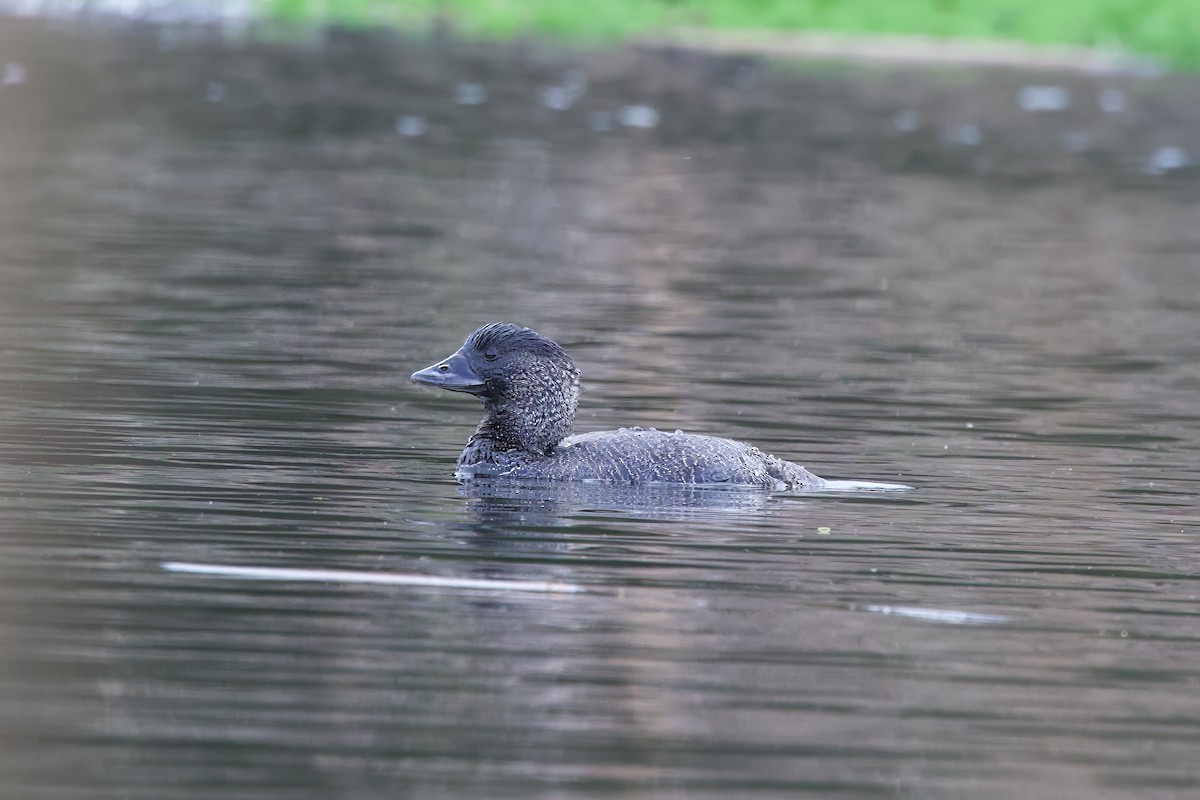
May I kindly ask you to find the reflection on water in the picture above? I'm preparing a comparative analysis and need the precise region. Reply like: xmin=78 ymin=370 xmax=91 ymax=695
xmin=1 ymin=20 xmax=1200 ymax=800
xmin=460 ymin=480 xmax=777 ymax=525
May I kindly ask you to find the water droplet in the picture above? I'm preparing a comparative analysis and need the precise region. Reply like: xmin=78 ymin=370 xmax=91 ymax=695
xmin=893 ymin=109 xmax=919 ymax=132
xmin=454 ymin=82 xmax=486 ymax=106
xmin=1144 ymin=146 xmax=1190 ymax=176
xmin=946 ymin=123 xmax=982 ymax=147
xmin=3 ymin=62 xmax=26 ymax=86
xmin=540 ymin=67 xmax=588 ymax=111
xmin=1097 ymin=87 xmax=1126 ymax=114
xmin=618 ymin=105 xmax=659 ymax=129
xmin=1016 ymin=85 xmax=1069 ymax=112
xmin=205 ymin=81 xmax=225 ymax=103
xmin=540 ymin=86 xmax=574 ymax=111
xmin=395 ymin=115 xmax=427 ymax=137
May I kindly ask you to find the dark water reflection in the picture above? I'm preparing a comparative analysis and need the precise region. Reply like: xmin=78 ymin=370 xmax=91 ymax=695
xmin=2 ymin=21 xmax=1200 ymax=800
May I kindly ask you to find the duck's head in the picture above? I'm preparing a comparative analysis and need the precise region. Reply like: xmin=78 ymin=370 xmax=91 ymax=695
xmin=411 ymin=323 xmax=581 ymax=454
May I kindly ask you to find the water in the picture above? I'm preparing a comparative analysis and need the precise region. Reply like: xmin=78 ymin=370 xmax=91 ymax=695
xmin=1 ymin=22 xmax=1199 ymax=800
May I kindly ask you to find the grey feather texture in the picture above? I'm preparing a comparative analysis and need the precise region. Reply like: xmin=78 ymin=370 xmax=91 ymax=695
xmin=458 ymin=427 xmax=823 ymax=489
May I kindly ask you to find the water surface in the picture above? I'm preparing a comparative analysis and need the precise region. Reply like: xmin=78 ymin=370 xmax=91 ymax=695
xmin=1 ymin=22 xmax=1199 ymax=800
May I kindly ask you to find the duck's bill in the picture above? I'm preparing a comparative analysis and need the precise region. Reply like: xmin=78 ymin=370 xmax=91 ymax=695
xmin=410 ymin=350 xmax=487 ymax=394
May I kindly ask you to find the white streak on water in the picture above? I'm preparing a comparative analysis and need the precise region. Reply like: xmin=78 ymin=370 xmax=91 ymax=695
xmin=163 ymin=562 xmax=585 ymax=594
xmin=817 ymin=480 xmax=913 ymax=492
xmin=864 ymin=605 xmax=1010 ymax=625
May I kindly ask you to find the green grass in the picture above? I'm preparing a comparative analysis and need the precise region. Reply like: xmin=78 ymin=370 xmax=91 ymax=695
xmin=259 ymin=0 xmax=1200 ymax=69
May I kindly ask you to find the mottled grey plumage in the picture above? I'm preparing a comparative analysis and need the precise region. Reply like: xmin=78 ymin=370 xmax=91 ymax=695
xmin=511 ymin=428 xmax=824 ymax=488
xmin=411 ymin=322 xmax=828 ymax=490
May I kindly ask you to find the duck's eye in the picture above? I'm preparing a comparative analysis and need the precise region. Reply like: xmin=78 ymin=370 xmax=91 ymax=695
xmin=482 ymin=348 xmax=499 ymax=362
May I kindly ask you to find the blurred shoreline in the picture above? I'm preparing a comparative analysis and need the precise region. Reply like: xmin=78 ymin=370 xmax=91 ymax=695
xmin=647 ymin=30 xmax=1159 ymax=76
xmin=1 ymin=18 xmax=1197 ymax=187
xmin=0 ymin=0 xmax=1186 ymax=75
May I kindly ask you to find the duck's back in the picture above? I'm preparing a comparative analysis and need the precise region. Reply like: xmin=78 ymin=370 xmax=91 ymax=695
xmin=457 ymin=427 xmax=825 ymax=489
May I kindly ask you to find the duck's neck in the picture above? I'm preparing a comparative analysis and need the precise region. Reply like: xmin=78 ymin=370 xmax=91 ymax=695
xmin=470 ymin=374 xmax=579 ymax=457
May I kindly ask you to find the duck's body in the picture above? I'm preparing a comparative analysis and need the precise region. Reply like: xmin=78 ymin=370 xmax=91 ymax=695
xmin=457 ymin=426 xmax=824 ymax=489
xmin=411 ymin=323 xmax=903 ymax=492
